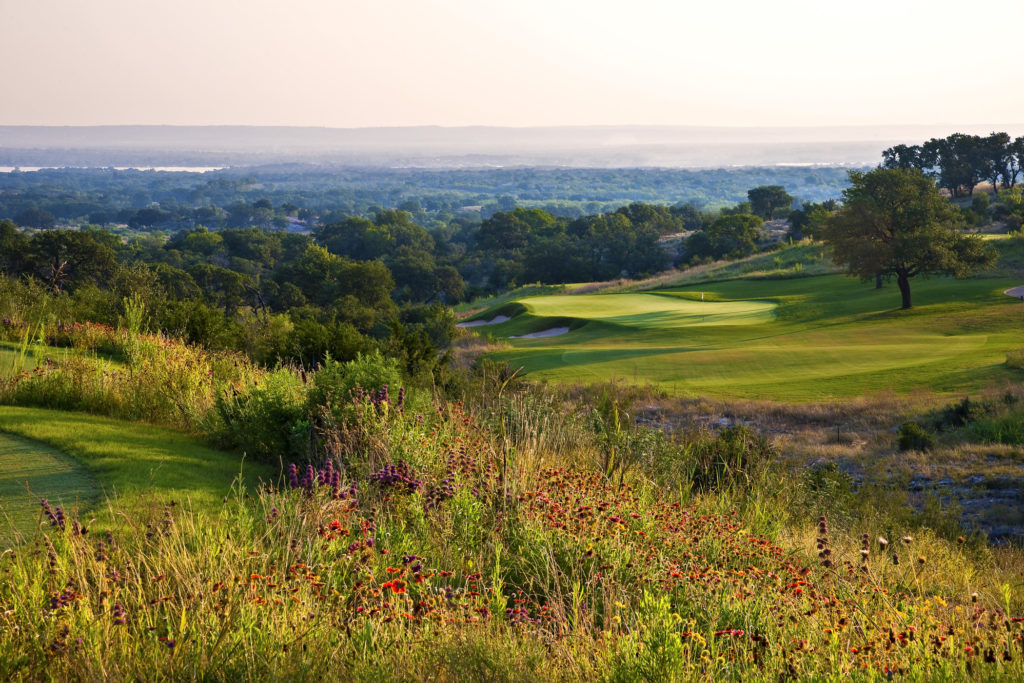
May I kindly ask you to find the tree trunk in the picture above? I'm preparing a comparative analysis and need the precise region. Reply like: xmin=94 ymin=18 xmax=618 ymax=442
xmin=897 ymin=273 xmax=912 ymax=309
xmin=875 ymin=273 xmax=883 ymax=289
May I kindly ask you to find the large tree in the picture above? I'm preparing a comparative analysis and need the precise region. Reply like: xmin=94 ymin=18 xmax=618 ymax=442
xmin=824 ymin=168 xmax=996 ymax=309
xmin=746 ymin=185 xmax=793 ymax=220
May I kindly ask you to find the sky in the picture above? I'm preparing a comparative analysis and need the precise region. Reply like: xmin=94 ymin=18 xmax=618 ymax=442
xmin=3 ymin=0 xmax=1023 ymax=128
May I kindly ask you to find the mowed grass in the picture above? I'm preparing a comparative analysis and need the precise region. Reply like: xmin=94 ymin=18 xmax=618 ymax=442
xmin=0 ymin=340 xmax=78 ymax=374
xmin=0 ymin=431 xmax=96 ymax=540
xmin=0 ymin=406 xmax=275 ymax=533
xmin=483 ymin=274 xmax=1024 ymax=401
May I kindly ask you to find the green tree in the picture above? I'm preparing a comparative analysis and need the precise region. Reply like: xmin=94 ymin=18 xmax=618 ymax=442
xmin=824 ymin=169 xmax=996 ymax=309
xmin=707 ymin=214 xmax=763 ymax=259
xmin=881 ymin=144 xmax=924 ymax=171
xmin=747 ymin=186 xmax=793 ymax=220
xmin=0 ymin=220 xmax=28 ymax=275
xmin=27 ymin=229 xmax=118 ymax=292
xmin=980 ymin=132 xmax=1012 ymax=192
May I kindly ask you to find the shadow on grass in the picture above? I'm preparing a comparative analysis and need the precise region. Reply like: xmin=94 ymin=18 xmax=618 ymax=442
xmin=0 ymin=406 xmax=276 ymax=527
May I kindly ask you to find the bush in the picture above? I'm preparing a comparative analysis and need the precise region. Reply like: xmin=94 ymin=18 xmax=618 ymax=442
xmin=309 ymin=351 xmax=402 ymax=413
xmin=211 ymin=367 xmax=310 ymax=463
xmin=1007 ymin=349 xmax=1024 ymax=370
xmin=934 ymin=396 xmax=998 ymax=430
xmin=684 ymin=425 xmax=776 ymax=492
xmin=965 ymin=407 xmax=1024 ymax=445
xmin=898 ymin=421 xmax=935 ymax=452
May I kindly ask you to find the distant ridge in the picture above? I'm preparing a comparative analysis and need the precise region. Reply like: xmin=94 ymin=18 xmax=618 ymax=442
xmin=2 ymin=124 xmax=1022 ymax=169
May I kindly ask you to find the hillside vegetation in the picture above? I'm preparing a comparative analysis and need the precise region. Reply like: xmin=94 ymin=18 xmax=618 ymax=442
xmin=0 ymin=319 xmax=1021 ymax=680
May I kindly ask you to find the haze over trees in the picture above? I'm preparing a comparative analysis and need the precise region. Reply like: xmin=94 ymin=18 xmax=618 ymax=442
xmin=824 ymin=168 xmax=997 ymax=309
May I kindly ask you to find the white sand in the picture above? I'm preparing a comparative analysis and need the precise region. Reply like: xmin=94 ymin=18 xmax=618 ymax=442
xmin=510 ymin=327 xmax=570 ymax=339
xmin=1005 ymin=286 xmax=1024 ymax=298
xmin=456 ymin=315 xmax=511 ymax=328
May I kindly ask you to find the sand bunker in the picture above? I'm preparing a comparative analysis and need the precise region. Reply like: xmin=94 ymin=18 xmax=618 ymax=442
xmin=1004 ymin=286 xmax=1024 ymax=298
xmin=456 ymin=315 xmax=511 ymax=328
xmin=510 ymin=327 xmax=570 ymax=339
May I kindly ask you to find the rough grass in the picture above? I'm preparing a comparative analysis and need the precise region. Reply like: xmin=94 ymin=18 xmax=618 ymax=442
xmin=476 ymin=273 xmax=1023 ymax=401
xmin=0 ymin=407 xmax=274 ymax=528
xmin=1 ymin=390 xmax=1021 ymax=681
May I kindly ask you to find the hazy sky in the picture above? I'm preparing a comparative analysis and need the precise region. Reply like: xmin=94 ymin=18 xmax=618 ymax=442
xmin=3 ymin=0 xmax=1022 ymax=128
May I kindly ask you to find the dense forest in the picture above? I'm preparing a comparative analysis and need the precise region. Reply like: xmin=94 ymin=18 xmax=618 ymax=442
xmin=0 ymin=165 xmax=856 ymax=231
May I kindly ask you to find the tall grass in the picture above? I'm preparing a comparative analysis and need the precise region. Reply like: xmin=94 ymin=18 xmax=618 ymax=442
xmin=2 ymin=324 xmax=1023 ymax=679
xmin=2 ymin=391 xmax=1021 ymax=681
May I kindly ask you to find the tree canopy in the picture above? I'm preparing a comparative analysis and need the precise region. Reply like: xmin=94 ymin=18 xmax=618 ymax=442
xmin=747 ymin=186 xmax=793 ymax=220
xmin=882 ymin=131 xmax=1024 ymax=197
xmin=824 ymin=169 xmax=996 ymax=309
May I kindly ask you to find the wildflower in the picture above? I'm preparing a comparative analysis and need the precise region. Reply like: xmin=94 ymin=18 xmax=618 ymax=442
xmin=878 ymin=537 xmax=889 ymax=550
xmin=901 ymin=535 xmax=913 ymax=545
xmin=111 ymin=603 xmax=127 ymax=625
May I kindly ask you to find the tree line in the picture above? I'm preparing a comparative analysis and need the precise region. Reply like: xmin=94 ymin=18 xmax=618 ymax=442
xmin=882 ymin=132 xmax=1024 ymax=198
xmin=0 ymin=219 xmax=454 ymax=379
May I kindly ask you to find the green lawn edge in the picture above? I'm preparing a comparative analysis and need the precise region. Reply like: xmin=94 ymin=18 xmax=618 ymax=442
xmin=0 ymin=406 xmax=276 ymax=531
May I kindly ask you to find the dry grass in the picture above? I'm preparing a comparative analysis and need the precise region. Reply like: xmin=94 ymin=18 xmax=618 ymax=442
xmin=447 ymin=329 xmax=511 ymax=372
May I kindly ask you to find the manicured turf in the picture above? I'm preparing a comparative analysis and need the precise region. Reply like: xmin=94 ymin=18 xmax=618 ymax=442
xmin=0 ymin=407 xmax=275 ymax=533
xmin=481 ymin=274 xmax=1024 ymax=401
xmin=0 ymin=431 xmax=96 ymax=540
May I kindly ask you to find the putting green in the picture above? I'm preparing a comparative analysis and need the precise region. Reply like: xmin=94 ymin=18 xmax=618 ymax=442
xmin=516 ymin=293 xmax=776 ymax=329
xmin=483 ymin=274 xmax=1024 ymax=401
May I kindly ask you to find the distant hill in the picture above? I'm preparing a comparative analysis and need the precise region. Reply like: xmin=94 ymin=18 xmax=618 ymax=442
xmin=3 ymin=124 xmax=1022 ymax=169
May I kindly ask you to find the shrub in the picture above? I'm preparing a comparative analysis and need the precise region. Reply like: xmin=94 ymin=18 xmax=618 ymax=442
xmin=934 ymin=396 xmax=999 ymax=430
xmin=965 ymin=406 xmax=1024 ymax=445
xmin=1007 ymin=349 xmax=1024 ymax=370
xmin=211 ymin=367 xmax=310 ymax=463
xmin=684 ymin=425 xmax=776 ymax=493
xmin=309 ymin=351 xmax=402 ymax=413
xmin=898 ymin=421 xmax=935 ymax=452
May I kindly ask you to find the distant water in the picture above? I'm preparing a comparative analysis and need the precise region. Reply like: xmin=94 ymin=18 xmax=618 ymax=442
xmin=0 ymin=166 xmax=225 ymax=173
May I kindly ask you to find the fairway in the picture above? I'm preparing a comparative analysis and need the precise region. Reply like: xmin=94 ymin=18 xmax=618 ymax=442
xmin=0 ymin=407 xmax=275 ymax=531
xmin=480 ymin=274 xmax=1024 ymax=401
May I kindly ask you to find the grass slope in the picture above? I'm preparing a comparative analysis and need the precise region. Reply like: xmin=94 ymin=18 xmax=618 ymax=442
xmin=482 ymin=274 xmax=1024 ymax=401
xmin=0 ymin=407 xmax=274 ymax=530
xmin=0 ymin=432 xmax=96 ymax=538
